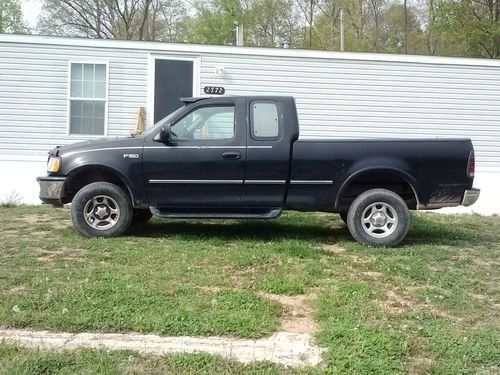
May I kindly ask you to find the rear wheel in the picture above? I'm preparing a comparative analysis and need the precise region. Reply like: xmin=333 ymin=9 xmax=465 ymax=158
xmin=71 ymin=182 xmax=133 ymax=237
xmin=347 ymin=189 xmax=409 ymax=247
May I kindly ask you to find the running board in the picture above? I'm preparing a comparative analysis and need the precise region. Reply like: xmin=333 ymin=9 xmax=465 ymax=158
xmin=150 ymin=207 xmax=282 ymax=219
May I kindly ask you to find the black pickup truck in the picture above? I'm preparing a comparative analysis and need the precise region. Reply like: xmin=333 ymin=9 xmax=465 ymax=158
xmin=37 ymin=96 xmax=479 ymax=246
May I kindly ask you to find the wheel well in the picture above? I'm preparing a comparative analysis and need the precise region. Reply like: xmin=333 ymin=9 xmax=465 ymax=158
xmin=63 ymin=167 xmax=131 ymax=204
xmin=336 ymin=170 xmax=418 ymax=211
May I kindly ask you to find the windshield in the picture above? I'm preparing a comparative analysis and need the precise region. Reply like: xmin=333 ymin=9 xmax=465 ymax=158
xmin=142 ymin=106 xmax=185 ymax=137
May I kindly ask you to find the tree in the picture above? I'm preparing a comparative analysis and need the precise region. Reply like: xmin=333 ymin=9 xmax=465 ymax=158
xmin=382 ymin=2 xmax=422 ymax=53
xmin=0 ymin=0 xmax=26 ymax=33
xmin=434 ymin=0 xmax=499 ymax=58
xmin=37 ymin=0 xmax=185 ymax=41
xmin=180 ymin=0 xmax=251 ymax=45
xmin=248 ymin=0 xmax=300 ymax=47
xmin=368 ymin=0 xmax=386 ymax=51
xmin=296 ymin=0 xmax=318 ymax=47
xmin=315 ymin=0 xmax=342 ymax=50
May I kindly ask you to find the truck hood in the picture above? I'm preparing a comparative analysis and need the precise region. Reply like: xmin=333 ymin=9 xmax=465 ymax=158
xmin=53 ymin=137 xmax=144 ymax=157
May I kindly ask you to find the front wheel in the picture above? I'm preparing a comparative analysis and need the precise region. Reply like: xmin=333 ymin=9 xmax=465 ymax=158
xmin=347 ymin=189 xmax=410 ymax=247
xmin=71 ymin=182 xmax=133 ymax=237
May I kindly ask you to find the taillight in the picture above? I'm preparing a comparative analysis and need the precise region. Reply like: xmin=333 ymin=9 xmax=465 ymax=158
xmin=467 ymin=150 xmax=475 ymax=178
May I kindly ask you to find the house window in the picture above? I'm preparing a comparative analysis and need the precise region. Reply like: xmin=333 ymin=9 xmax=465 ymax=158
xmin=69 ymin=63 xmax=107 ymax=135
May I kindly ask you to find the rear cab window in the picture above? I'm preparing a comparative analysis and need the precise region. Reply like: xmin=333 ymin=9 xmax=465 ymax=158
xmin=250 ymin=101 xmax=281 ymax=140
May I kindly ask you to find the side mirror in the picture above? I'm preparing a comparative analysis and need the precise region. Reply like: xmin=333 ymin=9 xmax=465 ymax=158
xmin=158 ymin=123 xmax=171 ymax=143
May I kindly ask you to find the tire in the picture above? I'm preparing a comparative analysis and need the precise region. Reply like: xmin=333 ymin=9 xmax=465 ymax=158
xmin=347 ymin=189 xmax=410 ymax=247
xmin=338 ymin=211 xmax=348 ymax=224
xmin=132 ymin=209 xmax=153 ymax=224
xmin=70 ymin=182 xmax=133 ymax=237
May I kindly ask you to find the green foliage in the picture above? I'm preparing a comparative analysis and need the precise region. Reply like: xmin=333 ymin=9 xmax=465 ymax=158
xmin=434 ymin=0 xmax=500 ymax=58
xmin=0 ymin=0 xmax=25 ymax=33
xmin=0 ymin=344 xmax=291 ymax=374
xmin=180 ymin=0 xmax=251 ymax=45
xmin=36 ymin=0 xmax=499 ymax=58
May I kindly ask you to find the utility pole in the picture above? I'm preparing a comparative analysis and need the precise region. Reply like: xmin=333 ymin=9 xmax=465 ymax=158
xmin=234 ymin=21 xmax=243 ymax=46
xmin=340 ymin=9 xmax=344 ymax=52
xmin=404 ymin=0 xmax=408 ymax=54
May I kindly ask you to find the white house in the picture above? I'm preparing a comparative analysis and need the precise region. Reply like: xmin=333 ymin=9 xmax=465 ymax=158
xmin=0 ymin=33 xmax=499 ymax=214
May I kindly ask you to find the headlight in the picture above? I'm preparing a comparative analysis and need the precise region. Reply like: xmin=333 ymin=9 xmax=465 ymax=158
xmin=47 ymin=156 xmax=61 ymax=173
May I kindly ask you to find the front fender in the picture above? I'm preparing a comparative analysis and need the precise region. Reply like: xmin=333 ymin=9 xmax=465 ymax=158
xmin=65 ymin=163 xmax=141 ymax=206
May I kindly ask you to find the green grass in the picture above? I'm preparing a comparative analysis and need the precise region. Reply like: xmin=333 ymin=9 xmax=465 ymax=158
xmin=0 ymin=206 xmax=499 ymax=374
xmin=0 ymin=344 xmax=291 ymax=374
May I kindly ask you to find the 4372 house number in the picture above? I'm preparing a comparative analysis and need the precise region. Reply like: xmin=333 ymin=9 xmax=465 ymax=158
xmin=204 ymin=86 xmax=225 ymax=95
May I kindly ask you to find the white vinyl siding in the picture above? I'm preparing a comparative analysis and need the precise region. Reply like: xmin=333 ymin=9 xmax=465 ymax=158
xmin=0 ymin=40 xmax=148 ymax=154
xmin=0 ymin=34 xmax=499 ymax=174
xmin=199 ymin=55 xmax=500 ymax=172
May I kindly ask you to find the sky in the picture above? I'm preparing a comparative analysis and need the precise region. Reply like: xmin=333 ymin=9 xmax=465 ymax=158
xmin=21 ymin=0 xmax=42 ymax=29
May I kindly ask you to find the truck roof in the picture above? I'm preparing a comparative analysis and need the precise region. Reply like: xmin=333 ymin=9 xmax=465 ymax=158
xmin=180 ymin=96 xmax=294 ymax=104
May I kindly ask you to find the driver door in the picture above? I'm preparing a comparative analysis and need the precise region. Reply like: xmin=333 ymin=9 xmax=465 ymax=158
xmin=143 ymin=97 xmax=247 ymax=208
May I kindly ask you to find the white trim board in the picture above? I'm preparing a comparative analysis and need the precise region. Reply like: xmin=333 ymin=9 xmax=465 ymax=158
xmin=1 ymin=34 xmax=500 ymax=68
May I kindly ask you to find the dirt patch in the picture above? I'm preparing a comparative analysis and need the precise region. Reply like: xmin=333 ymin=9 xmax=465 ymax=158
xmin=382 ymin=289 xmax=421 ymax=315
xmin=407 ymin=356 xmax=435 ymax=375
xmin=0 ymin=230 xmax=19 ymax=239
xmin=8 ymin=285 xmax=27 ymax=294
xmin=51 ymin=220 xmax=72 ymax=230
xmin=317 ymin=244 xmax=372 ymax=264
xmin=361 ymin=271 xmax=383 ymax=279
xmin=35 ymin=248 xmax=67 ymax=262
xmin=471 ymin=258 xmax=498 ymax=268
xmin=37 ymin=253 xmax=56 ymax=262
xmin=381 ymin=287 xmax=461 ymax=321
xmin=318 ymin=244 xmax=345 ymax=254
xmin=258 ymin=292 xmax=318 ymax=335
xmin=14 ymin=213 xmax=52 ymax=225
xmin=32 ymin=231 xmax=51 ymax=237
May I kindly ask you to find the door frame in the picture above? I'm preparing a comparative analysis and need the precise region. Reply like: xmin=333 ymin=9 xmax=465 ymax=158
xmin=146 ymin=53 xmax=201 ymax=129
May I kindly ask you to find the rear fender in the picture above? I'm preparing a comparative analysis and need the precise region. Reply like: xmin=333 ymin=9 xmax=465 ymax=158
xmin=335 ymin=163 xmax=421 ymax=210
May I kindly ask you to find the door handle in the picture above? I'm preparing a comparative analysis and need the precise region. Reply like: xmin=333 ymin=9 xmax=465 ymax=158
xmin=222 ymin=151 xmax=242 ymax=160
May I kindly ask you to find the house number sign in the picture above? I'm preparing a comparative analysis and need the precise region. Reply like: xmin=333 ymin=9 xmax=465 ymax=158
xmin=204 ymin=86 xmax=225 ymax=95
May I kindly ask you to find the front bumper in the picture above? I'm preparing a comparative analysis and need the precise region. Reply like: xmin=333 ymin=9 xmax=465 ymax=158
xmin=461 ymin=188 xmax=480 ymax=207
xmin=37 ymin=176 xmax=66 ymax=206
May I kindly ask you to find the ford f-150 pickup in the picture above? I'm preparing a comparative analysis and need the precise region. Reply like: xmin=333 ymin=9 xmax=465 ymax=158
xmin=37 ymin=96 xmax=479 ymax=246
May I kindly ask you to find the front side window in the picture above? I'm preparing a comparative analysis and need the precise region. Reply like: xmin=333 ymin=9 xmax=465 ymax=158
xmin=251 ymin=101 xmax=280 ymax=139
xmin=171 ymin=105 xmax=235 ymax=141
xmin=69 ymin=63 xmax=107 ymax=135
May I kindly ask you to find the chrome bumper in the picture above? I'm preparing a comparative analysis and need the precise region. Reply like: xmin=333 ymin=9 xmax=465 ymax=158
xmin=37 ymin=176 xmax=66 ymax=206
xmin=461 ymin=188 xmax=480 ymax=207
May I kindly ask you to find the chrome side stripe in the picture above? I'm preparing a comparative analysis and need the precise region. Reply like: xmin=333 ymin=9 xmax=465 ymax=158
xmin=149 ymin=179 xmax=333 ymax=185
xmin=244 ymin=180 xmax=286 ymax=184
xmin=144 ymin=146 xmax=247 ymax=149
xmin=143 ymin=146 xmax=272 ymax=149
xmin=149 ymin=179 xmax=243 ymax=184
xmin=290 ymin=180 xmax=333 ymax=184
